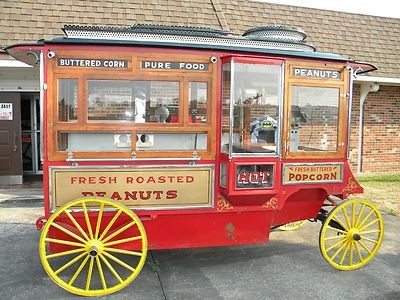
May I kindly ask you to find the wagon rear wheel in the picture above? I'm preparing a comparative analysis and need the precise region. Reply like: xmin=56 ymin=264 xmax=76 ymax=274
xmin=319 ymin=199 xmax=383 ymax=271
xmin=279 ymin=220 xmax=307 ymax=231
xmin=39 ymin=197 xmax=147 ymax=297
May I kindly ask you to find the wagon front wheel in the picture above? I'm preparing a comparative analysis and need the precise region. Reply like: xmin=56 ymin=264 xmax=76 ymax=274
xmin=39 ymin=197 xmax=147 ymax=297
xmin=319 ymin=199 xmax=383 ymax=271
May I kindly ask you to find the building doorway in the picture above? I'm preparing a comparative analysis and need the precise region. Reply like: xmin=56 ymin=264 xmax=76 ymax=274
xmin=0 ymin=93 xmax=22 ymax=184
xmin=21 ymin=93 xmax=42 ymax=174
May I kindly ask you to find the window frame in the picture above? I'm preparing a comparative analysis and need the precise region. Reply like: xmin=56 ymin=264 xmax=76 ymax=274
xmin=221 ymin=56 xmax=284 ymax=158
xmin=47 ymin=49 xmax=216 ymax=161
xmin=283 ymin=61 xmax=349 ymax=159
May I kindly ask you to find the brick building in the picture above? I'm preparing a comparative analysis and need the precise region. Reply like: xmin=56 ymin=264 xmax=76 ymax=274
xmin=0 ymin=0 xmax=399 ymax=180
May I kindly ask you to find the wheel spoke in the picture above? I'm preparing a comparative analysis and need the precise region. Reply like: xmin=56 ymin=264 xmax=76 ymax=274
xmin=359 ymin=229 xmax=381 ymax=235
xmin=358 ymin=240 xmax=372 ymax=255
xmin=46 ymin=248 xmax=85 ymax=259
xmin=342 ymin=207 xmax=351 ymax=230
xmin=351 ymin=203 xmax=355 ymax=227
xmin=99 ymin=253 xmax=123 ymax=283
xmin=85 ymin=257 xmax=94 ymax=291
xmin=54 ymin=252 xmax=87 ymax=275
xmin=359 ymin=218 xmax=379 ymax=232
xmin=102 ymin=251 xmax=136 ymax=272
xmin=323 ymin=235 xmax=345 ymax=242
xmin=349 ymin=241 xmax=354 ymax=266
xmin=357 ymin=209 xmax=374 ymax=230
xmin=102 ymin=221 xmax=136 ymax=243
xmin=95 ymin=202 xmax=105 ymax=240
xmin=99 ymin=210 xmax=123 ymax=241
xmin=330 ymin=239 xmax=348 ymax=261
xmin=355 ymin=204 xmax=366 ymax=228
xmin=104 ymin=247 xmax=144 ymax=257
xmin=82 ymin=202 xmax=94 ymax=240
xmin=326 ymin=237 xmax=346 ymax=253
xmin=51 ymin=222 xmax=87 ymax=244
xmin=96 ymin=256 xmax=107 ymax=290
xmin=339 ymin=240 xmax=350 ymax=265
xmin=65 ymin=210 xmax=90 ymax=241
xmin=45 ymin=237 xmax=85 ymax=248
xmin=326 ymin=225 xmax=347 ymax=235
xmin=104 ymin=236 xmax=142 ymax=247
xmin=354 ymin=240 xmax=364 ymax=262
xmin=361 ymin=236 xmax=379 ymax=245
xmin=68 ymin=255 xmax=90 ymax=286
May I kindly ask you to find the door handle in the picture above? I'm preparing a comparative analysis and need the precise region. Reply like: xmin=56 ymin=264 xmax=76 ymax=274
xmin=13 ymin=131 xmax=18 ymax=152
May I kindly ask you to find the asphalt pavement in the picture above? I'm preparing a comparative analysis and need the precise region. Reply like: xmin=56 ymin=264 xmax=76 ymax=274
xmin=0 ymin=186 xmax=399 ymax=300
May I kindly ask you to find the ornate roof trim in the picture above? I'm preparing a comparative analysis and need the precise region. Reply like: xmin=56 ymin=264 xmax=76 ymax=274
xmin=62 ymin=24 xmax=316 ymax=52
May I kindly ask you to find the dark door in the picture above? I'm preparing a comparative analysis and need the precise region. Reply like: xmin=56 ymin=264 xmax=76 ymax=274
xmin=21 ymin=95 xmax=42 ymax=174
xmin=0 ymin=93 xmax=22 ymax=184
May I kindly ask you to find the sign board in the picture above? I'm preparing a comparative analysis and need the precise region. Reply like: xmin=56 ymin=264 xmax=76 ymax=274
xmin=236 ymin=164 xmax=274 ymax=189
xmin=282 ymin=163 xmax=343 ymax=185
xmin=141 ymin=61 xmax=209 ymax=71
xmin=51 ymin=166 xmax=213 ymax=209
xmin=58 ymin=58 xmax=128 ymax=68
xmin=293 ymin=67 xmax=341 ymax=79
xmin=0 ymin=103 xmax=13 ymax=120
xmin=21 ymin=133 xmax=32 ymax=142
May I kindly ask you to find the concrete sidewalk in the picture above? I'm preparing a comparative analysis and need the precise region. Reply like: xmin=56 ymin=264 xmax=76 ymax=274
xmin=0 ymin=175 xmax=43 ymax=203
xmin=0 ymin=176 xmax=44 ymax=224
xmin=0 ymin=187 xmax=43 ymax=203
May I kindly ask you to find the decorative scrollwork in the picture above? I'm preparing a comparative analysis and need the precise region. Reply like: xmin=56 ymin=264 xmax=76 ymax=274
xmin=263 ymin=197 xmax=278 ymax=210
xmin=217 ymin=196 xmax=233 ymax=212
xmin=343 ymin=177 xmax=359 ymax=193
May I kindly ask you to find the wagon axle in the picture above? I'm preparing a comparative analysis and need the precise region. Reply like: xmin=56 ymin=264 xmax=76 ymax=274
xmin=89 ymin=247 xmax=98 ymax=257
xmin=316 ymin=208 xmax=346 ymax=232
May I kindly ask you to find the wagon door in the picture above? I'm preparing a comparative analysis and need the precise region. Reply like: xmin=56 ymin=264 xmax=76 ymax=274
xmin=219 ymin=56 xmax=284 ymax=204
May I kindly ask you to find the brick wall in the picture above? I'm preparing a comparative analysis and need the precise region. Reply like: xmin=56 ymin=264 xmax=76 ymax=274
xmin=349 ymin=84 xmax=400 ymax=173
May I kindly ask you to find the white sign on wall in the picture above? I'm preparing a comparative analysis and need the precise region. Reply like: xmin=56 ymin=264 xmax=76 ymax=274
xmin=0 ymin=103 xmax=13 ymax=120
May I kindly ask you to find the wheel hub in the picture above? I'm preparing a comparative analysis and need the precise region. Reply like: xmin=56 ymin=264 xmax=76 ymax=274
xmin=347 ymin=228 xmax=362 ymax=241
xmin=352 ymin=233 xmax=361 ymax=241
xmin=89 ymin=247 xmax=98 ymax=257
xmin=86 ymin=240 xmax=104 ymax=257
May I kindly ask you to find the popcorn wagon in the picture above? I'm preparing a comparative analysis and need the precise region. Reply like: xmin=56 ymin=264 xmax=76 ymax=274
xmin=5 ymin=24 xmax=384 ymax=296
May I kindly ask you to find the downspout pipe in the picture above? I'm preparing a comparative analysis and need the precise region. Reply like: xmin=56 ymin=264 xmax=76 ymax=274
xmin=357 ymin=82 xmax=379 ymax=174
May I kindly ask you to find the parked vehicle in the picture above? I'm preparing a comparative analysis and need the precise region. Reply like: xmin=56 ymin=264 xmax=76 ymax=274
xmin=5 ymin=24 xmax=384 ymax=296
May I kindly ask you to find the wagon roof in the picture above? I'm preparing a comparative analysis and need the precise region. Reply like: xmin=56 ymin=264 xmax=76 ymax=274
xmin=4 ymin=24 xmax=377 ymax=74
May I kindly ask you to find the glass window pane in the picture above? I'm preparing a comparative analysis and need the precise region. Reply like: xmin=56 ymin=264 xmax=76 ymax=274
xmin=232 ymin=63 xmax=281 ymax=154
xmin=136 ymin=133 xmax=207 ymax=151
xmin=21 ymin=99 xmax=31 ymax=129
xmin=221 ymin=63 xmax=231 ymax=153
xmin=58 ymin=132 xmax=208 ymax=152
xmin=188 ymin=82 xmax=207 ymax=123
xmin=87 ymin=80 xmax=179 ymax=123
xmin=58 ymin=79 xmax=78 ymax=122
xmin=290 ymin=86 xmax=339 ymax=152
xmin=220 ymin=163 xmax=227 ymax=187
xmin=150 ymin=81 xmax=180 ymax=123
xmin=57 ymin=132 xmax=132 ymax=151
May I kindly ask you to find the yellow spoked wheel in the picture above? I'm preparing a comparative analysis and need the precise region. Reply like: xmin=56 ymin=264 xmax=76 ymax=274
xmin=319 ymin=199 xmax=384 ymax=271
xmin=279 ymin=220 xmax=307 ymax=231
xmin=39 ymin=197 xmax=147 ymax=297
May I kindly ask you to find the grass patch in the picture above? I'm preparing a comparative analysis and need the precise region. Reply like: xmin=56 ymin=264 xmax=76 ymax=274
xmin=352 ymin=172 xmax=400 ymax=216
xmin=357 ymin=173 xmax=400 ymax=183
